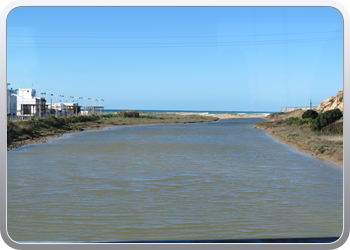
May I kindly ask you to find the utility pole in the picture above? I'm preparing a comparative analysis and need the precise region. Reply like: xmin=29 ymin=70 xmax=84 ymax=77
xmin=45 ymin=93 xmax=52 ymax=117
xmin=100 ymin=99 xmax=104 ymax=114
xmin=310 ymin=100 xmax=312 ymax=109
xmin=75 ymin=97 xmax=79 ymax=115
xmin=54 ymin=94 xmax=60 ymax=117
xmin=39 ymin=92 xmax=46 ymax=118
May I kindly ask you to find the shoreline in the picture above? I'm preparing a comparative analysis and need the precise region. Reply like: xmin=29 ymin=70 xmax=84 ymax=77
xmin=7 ymin=119 xmax=218 ymax=151
xmin=7 ymin=112 xmax=268 ymax=151
xmin=167 ymin=112 xmax=269 ymax=119
xmin=254 ymin=123 xmax=343 ymax=167
xmin=8 ymin=113 xmax=342 ymax=166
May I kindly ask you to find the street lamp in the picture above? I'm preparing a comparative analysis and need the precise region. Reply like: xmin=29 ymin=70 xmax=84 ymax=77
xmin=53 ymin=94 xmax=60 ymax=117
xmin=83 ymin=97 xmax=90 ymax=115
xmin=94 ymin=99 xmax=98 ymax=114
xmin=79 ymin=97 xmax=83 ymax=115
xmin=39 ymin=92 xmax=46 ymax=118
xmin=60 ymin=95 xmax=67 ymax=116
xmin=92 ymin=98 xmax=98 ymax=114
xmin=74 ymin=97 xmax=81 ymax=115
xmin=99 ymin=99 xmax=105 ymax=114
xmin=45 ymin=93 xmax=52 ymax=117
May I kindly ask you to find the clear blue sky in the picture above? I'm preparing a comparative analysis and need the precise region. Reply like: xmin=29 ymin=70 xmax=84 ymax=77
xmin=7 ymin=7 xmax=343 ymax=111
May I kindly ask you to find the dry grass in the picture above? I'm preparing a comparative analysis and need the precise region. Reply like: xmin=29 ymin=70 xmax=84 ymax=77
xmin=267 ymin=109 xmax=313 ymax=121
xmin=255 ymin=117 xmax=343 ymax=166
xmin=7 ymin=112 xmax=219 ymax=148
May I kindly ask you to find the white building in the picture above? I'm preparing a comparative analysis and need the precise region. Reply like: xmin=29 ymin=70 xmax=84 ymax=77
xmin=7 ymin=83 xmax=17 ymax=118
xmin=15 ymin=88 xmax=47 ymax=117
xmin=48 ymin=102 xmax=79 ymax=116
xmin=281 ymin=107 xmax=311 ymax=113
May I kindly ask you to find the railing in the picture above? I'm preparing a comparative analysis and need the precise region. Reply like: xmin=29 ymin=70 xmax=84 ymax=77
xmin=8 ymin=107 xmax=105 ymax=121
xmin=7 ymin=112 xmax=82 ymax=121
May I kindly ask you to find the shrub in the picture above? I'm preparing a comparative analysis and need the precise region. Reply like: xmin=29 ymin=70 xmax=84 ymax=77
xmin=285 ymin=117 xmax=315 ymax=126
xmin=117 ymin=110 xmax=140 ymax=118
xmin=285 ymin=117 xmax=300 ymax=125
xmin=312 ymin=109 xmax=343 ymax=131
xmin=320 ymin=121 xmax=343 ymax=135
xmin=302 ymin=110 xmax=318 ymax=119
xmin=268 ymin=112 xmax=285 ymax=118
xmin=295 ymin=118 xmax=315 ymax=126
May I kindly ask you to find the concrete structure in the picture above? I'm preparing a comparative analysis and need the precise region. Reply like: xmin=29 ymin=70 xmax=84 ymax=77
xmin=7 ymin=83 xmax=17 ymax=118
xmin=81 ymin=106 xmax=104 ymax=115
xmin=281 ymin=106 xmax=318 ymax=113
xmin=8 ymin=86 xmax=104 ymax=119
xmin=48 ymin=102 xmax=79 ymax=116
xmin=15 ymin=88 xmax=47 ymax=117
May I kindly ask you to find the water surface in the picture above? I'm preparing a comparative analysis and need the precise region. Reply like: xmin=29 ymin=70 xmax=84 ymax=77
xmin=7 ymin=118 xmax=343 ymax=242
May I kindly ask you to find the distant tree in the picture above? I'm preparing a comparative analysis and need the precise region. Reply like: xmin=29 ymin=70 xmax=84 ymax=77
xmin=302 ymin=110 xmax=318 ymax=119
xmin=312 ymin=108 xmax=343 ymax=131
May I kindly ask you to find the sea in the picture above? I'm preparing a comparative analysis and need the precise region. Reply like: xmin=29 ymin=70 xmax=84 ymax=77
xmin=101 ymin=109 xmax=274 ymax=116
xmin=7 ymin=116 xmax=343 ymax=243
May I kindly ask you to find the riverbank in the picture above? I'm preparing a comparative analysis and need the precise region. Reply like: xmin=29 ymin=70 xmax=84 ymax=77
xmin=254 ymin=111 xmax=343 ymax=166
xmin=7 ymin=112 xmax=219 ymax=151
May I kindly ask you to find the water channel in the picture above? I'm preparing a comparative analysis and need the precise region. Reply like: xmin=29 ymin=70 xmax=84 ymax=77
xmin=7 ymin=118 xmax=343 ymax=242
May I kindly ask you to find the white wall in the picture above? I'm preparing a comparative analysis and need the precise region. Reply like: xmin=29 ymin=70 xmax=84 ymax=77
xmin=16 ymin=88 xmax=45 ymax=116
xmin=6 ymin=88 xmax=17 ymax=116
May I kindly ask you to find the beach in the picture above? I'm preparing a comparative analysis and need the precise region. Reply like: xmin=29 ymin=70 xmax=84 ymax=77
xmin=167 ymin=112 xmax=269 ymax=119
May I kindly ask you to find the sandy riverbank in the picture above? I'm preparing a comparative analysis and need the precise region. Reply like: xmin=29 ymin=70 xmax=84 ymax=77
xmin=167 ymin=112 xmax=269 ymax=119
xmin=7 ymin=114 xmax=218 ymax=151
xmin=255 ymin=123 xmax=343 ymax=167
xmin=8 ymin=113 xmax=268 ymax=150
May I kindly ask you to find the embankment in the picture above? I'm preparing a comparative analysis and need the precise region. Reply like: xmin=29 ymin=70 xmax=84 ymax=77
xmin=254 ymin=112 xmax=343 ymax=166
xmin=7 ymin=112 xmax=219 ymax=151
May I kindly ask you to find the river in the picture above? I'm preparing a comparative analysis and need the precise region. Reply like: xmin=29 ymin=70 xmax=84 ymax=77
xmin=7 ymin=118 xmax=343 ymax=242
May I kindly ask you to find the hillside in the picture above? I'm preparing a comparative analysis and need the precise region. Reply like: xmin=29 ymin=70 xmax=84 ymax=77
xmin=317 ymin=90 xmax=343 ymax=113
xmin=254 ymin=91 xmax=343 ymax=166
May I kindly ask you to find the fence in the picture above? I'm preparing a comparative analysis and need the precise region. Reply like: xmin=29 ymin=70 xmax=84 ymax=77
xmin=7 ymin=108 xmax=104 ymax=121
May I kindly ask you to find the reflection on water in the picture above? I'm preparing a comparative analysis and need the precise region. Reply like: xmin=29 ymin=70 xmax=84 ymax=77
xmin=7 ymin=118 xmax=343 ymax=242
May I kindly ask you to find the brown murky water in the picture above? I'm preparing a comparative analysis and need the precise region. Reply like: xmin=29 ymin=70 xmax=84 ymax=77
xmin=7 ymin=118 xmax=343 ymax=242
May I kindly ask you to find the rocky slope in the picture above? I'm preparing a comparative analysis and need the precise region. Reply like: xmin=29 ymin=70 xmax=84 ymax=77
xmin=317 ymin=90 xmax=343 ymax=113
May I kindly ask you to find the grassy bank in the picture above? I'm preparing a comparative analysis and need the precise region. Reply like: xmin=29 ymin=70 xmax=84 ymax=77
xmin=7 ymin=111 xmax=219 ymax=151
xmin=255 ymin=110 xmax=343 ymax=166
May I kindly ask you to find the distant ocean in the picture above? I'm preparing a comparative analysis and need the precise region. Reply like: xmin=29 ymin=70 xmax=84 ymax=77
xmin=102 ymin=109 xmax=277 ymax=116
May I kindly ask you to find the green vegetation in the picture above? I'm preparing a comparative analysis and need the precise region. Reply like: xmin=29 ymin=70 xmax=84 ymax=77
xmin=311 ymin=109 xmax=343 ymax=132
xmin=320 ymin=121 xmax=343 ymax=135
xmin=7 ymin=112 xmax=218 ymax=148
xmin=285 ymin=117 xmax=315 ymax=126
xmin=302 ymin=110 xmax=318 ymax=119
xmin=116 ymin=110 xmax=140 ymax=118
xmin=255 ymin=109 xmax=343 ymax=166
xmin=266 ymin=112 xmax=285 ymax=119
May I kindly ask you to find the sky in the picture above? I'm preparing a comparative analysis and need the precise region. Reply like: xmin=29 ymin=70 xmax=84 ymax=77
xmin=6 ymin=7 xmax=343 ymax=111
